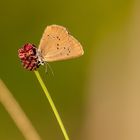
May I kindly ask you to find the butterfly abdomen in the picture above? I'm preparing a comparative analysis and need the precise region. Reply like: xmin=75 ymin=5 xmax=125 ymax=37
xmin=18 ymin=43 xmax=40 ymax=71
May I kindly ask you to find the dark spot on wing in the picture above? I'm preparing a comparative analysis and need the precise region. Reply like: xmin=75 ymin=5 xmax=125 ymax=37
xmin=67 ymin=47 xmax=71 ymax=53
xmin=57 ymin=36 xmax=61 ymax=40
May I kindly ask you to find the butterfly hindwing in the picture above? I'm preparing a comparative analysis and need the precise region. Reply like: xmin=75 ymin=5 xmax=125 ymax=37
xmin=38 ymin=25 xmax=84 ymax=62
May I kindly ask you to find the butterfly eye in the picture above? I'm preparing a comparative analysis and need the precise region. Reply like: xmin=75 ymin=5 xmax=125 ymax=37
xmin=38 ymin=60 xmax=44 ymax=65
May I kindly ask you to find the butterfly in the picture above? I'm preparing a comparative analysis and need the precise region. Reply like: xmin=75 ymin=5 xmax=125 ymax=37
xmin=18 ymin=25 xmax=84 ymax=71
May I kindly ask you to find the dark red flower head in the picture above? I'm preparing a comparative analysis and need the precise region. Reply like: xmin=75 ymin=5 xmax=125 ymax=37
xmin=18 ymin=43 xmax=40 ymax=71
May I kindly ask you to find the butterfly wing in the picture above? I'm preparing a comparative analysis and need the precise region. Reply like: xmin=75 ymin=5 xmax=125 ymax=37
xmin=38 ymin=25 xmax=84 ymax=62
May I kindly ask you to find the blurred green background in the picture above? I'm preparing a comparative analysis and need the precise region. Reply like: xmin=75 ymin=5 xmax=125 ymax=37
xmin=1 ymin=0 xmax=140 ymax=140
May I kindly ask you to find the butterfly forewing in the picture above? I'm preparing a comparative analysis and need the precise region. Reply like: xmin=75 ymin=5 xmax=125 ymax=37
xmin=38 ymin=25 xmax=84 ymax=62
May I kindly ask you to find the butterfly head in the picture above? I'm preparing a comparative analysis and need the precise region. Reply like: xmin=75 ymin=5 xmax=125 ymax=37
xmin=18 ymin=43 xmax=44 ymax=71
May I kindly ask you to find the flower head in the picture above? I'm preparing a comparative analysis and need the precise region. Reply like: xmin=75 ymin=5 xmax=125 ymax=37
xmin=18 ymin=43 xmax=40 ymax=71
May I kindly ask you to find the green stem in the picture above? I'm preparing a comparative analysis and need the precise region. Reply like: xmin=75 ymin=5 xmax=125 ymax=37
xmin=34 ymin=71 xmax=70 ymax=140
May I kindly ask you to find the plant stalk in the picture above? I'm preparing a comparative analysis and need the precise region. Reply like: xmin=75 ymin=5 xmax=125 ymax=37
xmin=34 ymin=71 xmax=70 ymax=140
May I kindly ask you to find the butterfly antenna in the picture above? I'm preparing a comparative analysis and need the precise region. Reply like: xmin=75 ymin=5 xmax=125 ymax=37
xmin=44 ymin=62 xmax=54 ymax=76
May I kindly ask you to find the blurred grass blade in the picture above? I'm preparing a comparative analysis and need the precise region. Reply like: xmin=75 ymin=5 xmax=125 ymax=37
xmin=0 ymin=79 xmax=42 ymax=140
